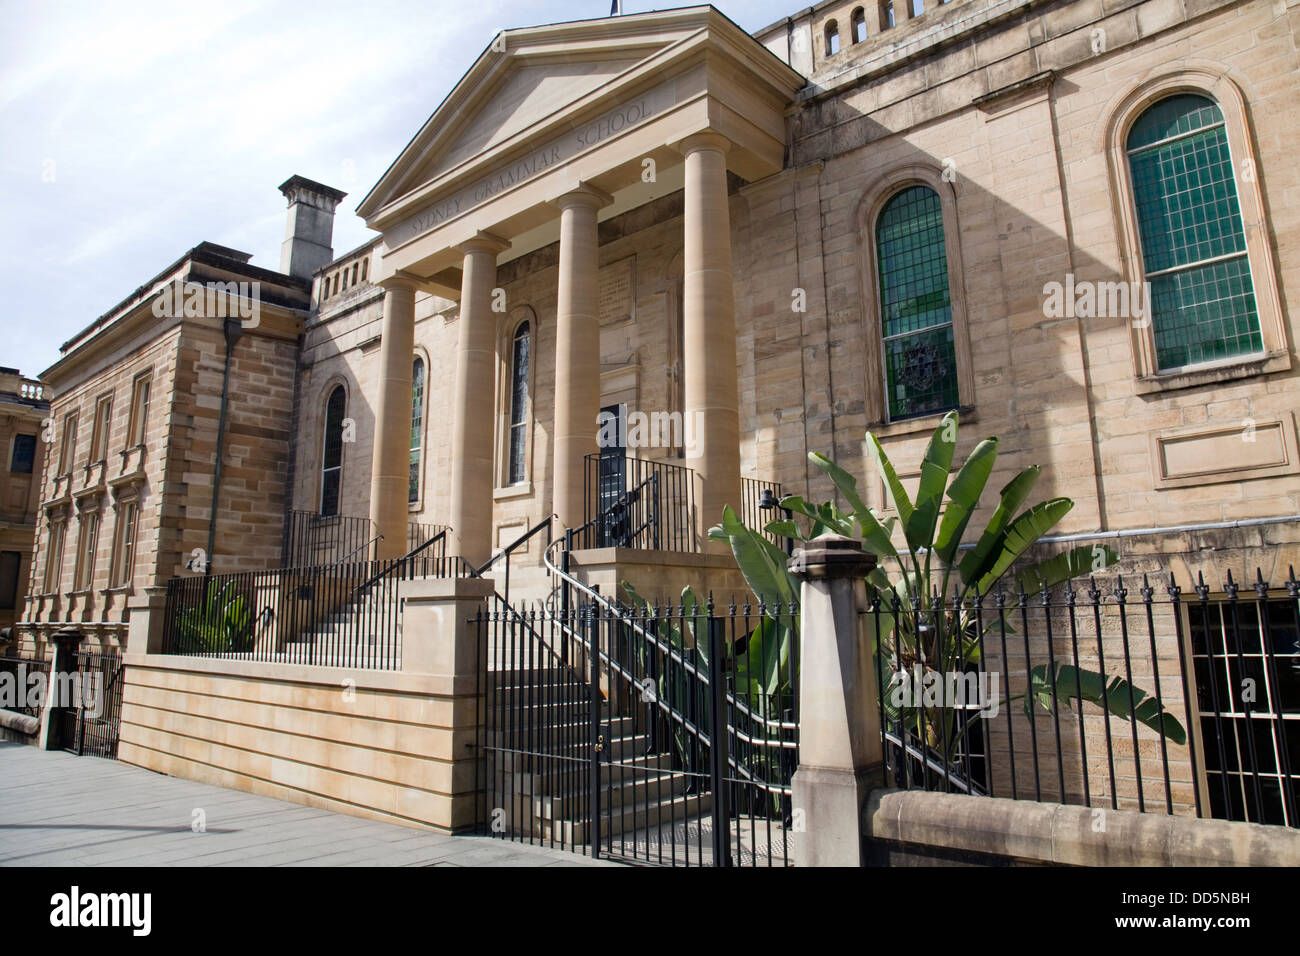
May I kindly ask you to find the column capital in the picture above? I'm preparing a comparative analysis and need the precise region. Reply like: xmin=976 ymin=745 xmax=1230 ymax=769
xmin=457 ymin=231 xmax=511 ymax=257
xmin=377 ymin=270 xmax=423 ymax=293
xmin=677 ymin=130 xmax=733 ymax=157
xmin=551 ymin=183 xmax=614 ymax=212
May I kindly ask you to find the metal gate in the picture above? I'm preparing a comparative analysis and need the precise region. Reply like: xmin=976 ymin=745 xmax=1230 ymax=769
xmin=58 ymin=649 xmax=125 ymax=758
xmin=476 ymin=594 xmax=799 ymax=866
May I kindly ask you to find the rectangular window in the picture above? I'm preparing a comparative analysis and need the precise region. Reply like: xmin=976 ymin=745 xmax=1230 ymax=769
xmin=10 ymin=434 xmax=36 ymax=475
xmin=74 ymin=511 xmax=100 ymax=591
xmin=0 ymin=551 xmax=20 ymax=609
xmin=1189 ymin=598 xmax=1299 ymax=827
xmin=111 ymin=500 xmax=139 ymax=588
xmin=44 ymin=521 xmax=66 ymax=593
xmin=128 ymin=374 xmax=152 ymax=447
xmin=90 ymin=394 xmax=113 ymax=462
xmin=58 ymin=412 xmax=78 ymax=475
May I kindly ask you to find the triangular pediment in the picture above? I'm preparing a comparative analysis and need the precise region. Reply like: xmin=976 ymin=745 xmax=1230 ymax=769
xmin=425 ymin=56 xmax=644 ymax=182
xmin=358 ymin=7 xmax=719 ymax=221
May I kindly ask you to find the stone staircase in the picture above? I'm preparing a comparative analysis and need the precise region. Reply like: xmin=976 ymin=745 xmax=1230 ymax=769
xmin=485 ymin=664 xmax=711 ymax=850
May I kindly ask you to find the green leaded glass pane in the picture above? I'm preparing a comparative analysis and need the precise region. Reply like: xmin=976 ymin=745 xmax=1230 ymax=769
xmin=409 ymin=357 xmax=425 ymax=503
xmin=1127 ymin=94 xmax=1262 ymax=371
xmin=883 ymin=324 xmax=958 ymax=422
xmin=1126 ymin=94 xmax=1222 ymax=151
xmin=508 ymin=323 xmax=530 ymax=485
xmin=1129 ymin=122 xmax=1245 ymax=273
xmin=1150 ymin=257 xmax=1262 ymax=369
xmin=876 ymin=185 xmax=958 ymax=420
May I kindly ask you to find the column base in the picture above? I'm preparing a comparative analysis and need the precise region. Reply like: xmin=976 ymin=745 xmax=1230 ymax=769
xmin=791 ymin=763 xmax=884 ymax=868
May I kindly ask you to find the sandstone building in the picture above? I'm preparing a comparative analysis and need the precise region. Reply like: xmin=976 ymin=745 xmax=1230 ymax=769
xmin=0 ymin=368 xmax=47 ymax=636
xmin=16 ymin=0 xmax=1299 ymax=835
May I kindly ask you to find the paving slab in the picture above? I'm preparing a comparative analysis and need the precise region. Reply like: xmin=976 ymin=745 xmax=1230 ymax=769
xmin=0 ymin=742 xmax=618 ymax=868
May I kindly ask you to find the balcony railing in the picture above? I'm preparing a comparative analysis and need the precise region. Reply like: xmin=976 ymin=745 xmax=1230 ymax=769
xmin=579 ymin=454 xmax=696 ymax=552
xmin=740 ymin=476 xmax=786 ymax=550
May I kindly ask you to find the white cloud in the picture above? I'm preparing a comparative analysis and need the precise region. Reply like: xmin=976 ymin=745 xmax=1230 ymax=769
xmin=0 ymin=0 xmax=798 ymax=376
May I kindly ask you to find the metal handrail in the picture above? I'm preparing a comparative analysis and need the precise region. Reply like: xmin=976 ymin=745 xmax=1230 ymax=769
xmin=340 ymin=534 xmax=383 ymax=564
xmin=352 ymin=527 xmax=450 ymax=597
xmin=471 ymin=515 xmax=554 ymax=578
xmin=882 ymin=727 xmax=985 ymax=796
xmin=543 ymin=533 xmax=796 ymax=795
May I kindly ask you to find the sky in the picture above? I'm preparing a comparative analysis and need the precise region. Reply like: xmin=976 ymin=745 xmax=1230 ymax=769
xmin=0 ymin=0 xmax=799 ymax=378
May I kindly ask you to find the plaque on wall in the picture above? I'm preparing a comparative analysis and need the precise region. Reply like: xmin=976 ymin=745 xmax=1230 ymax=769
xmin=599 ymin=256 xmax=635 ymax=327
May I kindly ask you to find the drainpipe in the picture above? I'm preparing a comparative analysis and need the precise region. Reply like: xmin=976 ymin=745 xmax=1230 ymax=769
xmin=206 ymin=317 xmax=243 ymax=574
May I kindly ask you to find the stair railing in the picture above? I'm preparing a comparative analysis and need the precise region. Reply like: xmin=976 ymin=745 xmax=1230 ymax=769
xmin=543 ymin=531 xmax=794 ymax=797
xmin=466 ymin=514 xmax=553 ymax=610
xmin=350 ymin=526 xmax=453 ymax=602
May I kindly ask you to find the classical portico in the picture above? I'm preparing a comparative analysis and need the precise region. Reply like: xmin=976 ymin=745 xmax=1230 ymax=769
xmin=358 ymin=7 xmax=802 ymax=562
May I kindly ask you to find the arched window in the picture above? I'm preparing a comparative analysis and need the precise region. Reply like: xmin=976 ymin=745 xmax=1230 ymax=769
xmin=851 ymin=7 xmax=867 ymax=43
xmin=1125 ymin=94 xmax=1262 ymax=370
xmin=409 ymin=357 xmax=425 ymax=504
xmin=880 ymin=0 xmax=895 ymax=30
xmin=506 ymin=322 xmax=531 ymax=485
xmin=320 ymin=385 xmax=345 ymax=517
xmin=876 ymin=185 xmax=959 ymax=421
xmin=824 ymin=20 xmax=840 ymax=56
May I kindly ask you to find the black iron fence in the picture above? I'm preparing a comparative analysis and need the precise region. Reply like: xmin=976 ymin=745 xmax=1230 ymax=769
xmin=57 ymin=649 xmax=124 ymax=758
xmin=162 ymin=530 xmax=471 ymax=670
xmin=283 ymin=511 xmax=449 ymax=568
xmin=579 ymin=454 xmax=696 ymax=552
xmin=477 ymin=592 xmax=800 ymax=866
xmin=282 ymin=511 xmax=376 ymax=567
xmin=740 ymin=477 xmax=787 ymax=551
xmin=408 ymin=522 xmax=449 ymax=555
xmin=870 ymin=571 xmax=1299 ymax=829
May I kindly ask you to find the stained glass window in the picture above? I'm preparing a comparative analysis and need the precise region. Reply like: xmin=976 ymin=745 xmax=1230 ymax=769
xmin=877 ymin=185 xmax=959 ymax=421
xmin=321 ymin=386 xmax=345 ymax=517
xmin=507 ymin=323 xmax=530 ymax=486
xmin=1127 ymin=94 xmax=1262 ymax=370
xmin=409 ymin=357 xmax=425 ymax=504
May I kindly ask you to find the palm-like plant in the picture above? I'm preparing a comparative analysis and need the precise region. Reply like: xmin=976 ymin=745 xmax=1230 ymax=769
xmin=174 ymin=579 xmax=254 ymax=654
xmin=719 ymin=410 xmax=1185 ymax=771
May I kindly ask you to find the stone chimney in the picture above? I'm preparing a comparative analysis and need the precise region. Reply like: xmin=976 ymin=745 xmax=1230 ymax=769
xmin=278 ymin=175 xmax=348 ymax=280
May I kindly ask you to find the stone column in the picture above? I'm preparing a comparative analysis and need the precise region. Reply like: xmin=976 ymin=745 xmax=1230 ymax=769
xmin=449 ymin=234 xmax=510 ymax=568
xmin=681 ymin=133 xmax=742 ymax=550
xmin=789 ymin=534 xmax=881 ymax=867
xmin=369 ymin=276 xmax=418 ymax=561
xmin=38 ymin=627 xmax=82 ymax=750
xmin=552 ymin=186 xmax=611 ymax=532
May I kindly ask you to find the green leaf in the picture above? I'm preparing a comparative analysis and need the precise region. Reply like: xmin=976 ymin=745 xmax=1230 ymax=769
xmin=1015 ymin=544 xmax=1119 ymax=594
xmin=809 ymin=452 xmax=870 ymax=518
xmin=934 ymin=437 xmax=999 ymax=565
xmin=905 ymin=411 xmax=959 ymax=552
xmin=957 ymin=466 xmax=1041 ymax=589
xmin=866 ymin=431 xmax=913 ymax=532
xmin=1027 ymin=663 xmax=1186 ymax=746
xmin=681 ymin=585 xmax=709 ymax=661
xmin=734 ymin=616 xmax=788 ymax=700
xmin=764 ymin=519 xmax=802 ymax=541
xmin=713 ymin=504 xmax=797 ymax=610
xmin=973 ymin=498 xmax=1074 ymax=595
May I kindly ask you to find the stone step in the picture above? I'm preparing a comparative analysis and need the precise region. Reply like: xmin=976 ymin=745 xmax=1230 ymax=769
xmin=531 ymin=762 xmax=693 ymax=818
